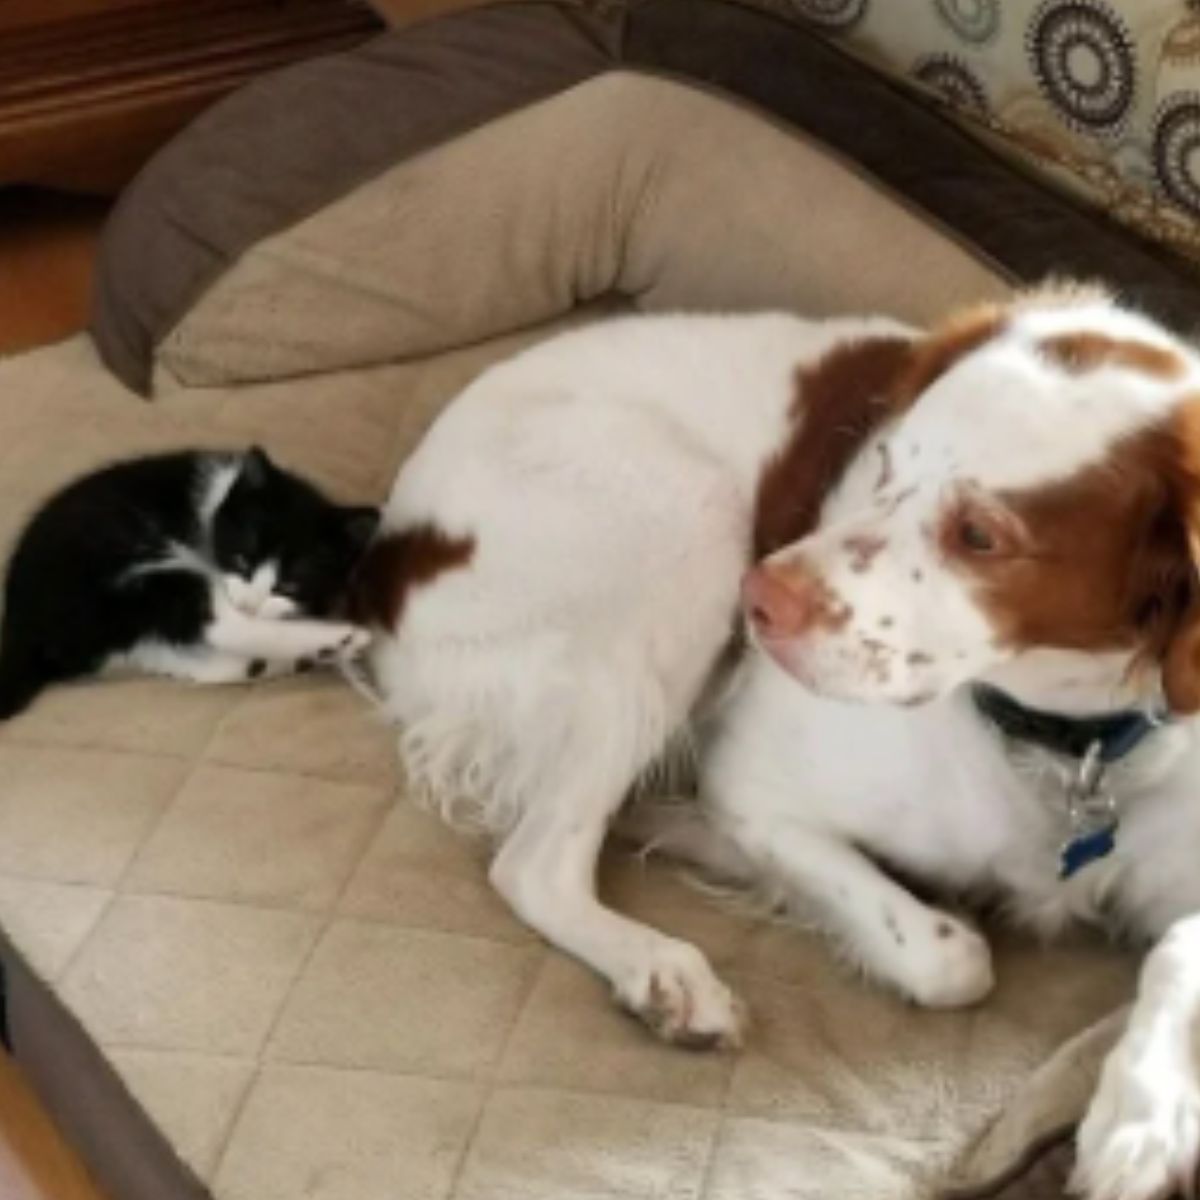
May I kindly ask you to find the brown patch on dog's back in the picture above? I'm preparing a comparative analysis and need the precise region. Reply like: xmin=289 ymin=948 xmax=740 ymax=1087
xmin=345 ymin=524 xmax=474 ymax=630
xmin=1039 ymin=332 xmax=1186 ymax=380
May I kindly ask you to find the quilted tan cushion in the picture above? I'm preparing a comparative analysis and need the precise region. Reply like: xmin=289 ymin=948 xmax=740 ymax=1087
xmin=156 ymin=72 xmax=1009 ymax=389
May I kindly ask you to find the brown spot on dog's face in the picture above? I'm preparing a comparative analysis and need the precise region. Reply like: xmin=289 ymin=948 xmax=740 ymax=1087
xmin=344 ymin=524 xmax=474 ymax=630
xmin=844 ymin=533 xmax=886 ymax=573
xmin=874 ymin=443 xmax=894 ymax=493
xmin=1039 ymin=332 xmax=1186 ymax=381
xmin=860 ymin=635 xmax=893 ymax=683
xmin=754 ymin=308 xmax=1005 ymax=559
xmin=906 ymin=651 xmax=933 ymax=666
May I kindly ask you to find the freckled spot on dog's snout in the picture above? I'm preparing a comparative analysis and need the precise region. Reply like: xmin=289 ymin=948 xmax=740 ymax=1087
xmin=844 ymin=533 xmax=887 ymax=574
xmin=884 ymin=486 xmax=917 ymax=516
xmin=860 ymin=636 xmax=894 ymax=683
xmin=879 ymin=615 xmax=895 ymax=629
xmin=906 ymin=651 xmax=933 ymax=666
xmin=936 ymin=921 xmax=954 ymax=939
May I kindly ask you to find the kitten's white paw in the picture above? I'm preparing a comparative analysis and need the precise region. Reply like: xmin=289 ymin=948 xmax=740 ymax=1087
xmin=315 ymin=625 xmax=370 ymax=662
xmin=1072 ymin=1046 xmax=1200 ymax=1200
xmin=337 ymin=627 xmax=371 ymax=658
xmin=900 ymin=913 xmax=994 ymax=1009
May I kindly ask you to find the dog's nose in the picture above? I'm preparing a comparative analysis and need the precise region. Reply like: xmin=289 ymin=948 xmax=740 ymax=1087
xmin=742 ymin=566 xmax=815 ymax=640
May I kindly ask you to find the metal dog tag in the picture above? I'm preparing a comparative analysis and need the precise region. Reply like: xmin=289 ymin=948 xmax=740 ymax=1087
xmin=1059 ymin=742 xmax=1118 ymax=880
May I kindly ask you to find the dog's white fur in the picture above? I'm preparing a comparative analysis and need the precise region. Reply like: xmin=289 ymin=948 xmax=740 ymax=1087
xmin=368 ymin=298 xmax=1200 ymax=1198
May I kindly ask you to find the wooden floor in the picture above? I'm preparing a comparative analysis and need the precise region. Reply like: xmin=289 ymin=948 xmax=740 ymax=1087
xmin=0 ymin=188 xmax=107 ymax=356
xmin=0 ymin=1052 xmax=108 ymax=1200
xmin=0 ymin=186 xmax=109 ymax=1199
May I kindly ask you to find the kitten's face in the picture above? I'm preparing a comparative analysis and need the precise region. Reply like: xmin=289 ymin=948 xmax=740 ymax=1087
xmin=211 ymin=450 xmax=378 ymax=619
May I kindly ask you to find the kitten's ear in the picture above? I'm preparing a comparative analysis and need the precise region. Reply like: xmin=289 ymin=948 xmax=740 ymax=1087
xmin=240 ymin=446 xmax=274 ymax=488
xmin=344 ymin=507 xmax=380 ymax=549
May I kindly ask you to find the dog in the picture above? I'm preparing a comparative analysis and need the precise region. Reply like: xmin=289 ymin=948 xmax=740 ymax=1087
xmin=350 ymin=286 xmax=1200 ymax=1200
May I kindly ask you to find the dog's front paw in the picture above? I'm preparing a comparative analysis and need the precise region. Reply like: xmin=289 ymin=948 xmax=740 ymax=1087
xmin=901 ymin=913 xmax=994 ymax=1009
xmin=616 ymin=941 xmax=746 ymax=1051
xmin=1072 ymin=1045 xmax=1200 ymax=1200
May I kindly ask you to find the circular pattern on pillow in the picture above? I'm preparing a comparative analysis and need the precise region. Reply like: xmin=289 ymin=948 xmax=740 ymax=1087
xmin=788 ymin=0 xmax=868 ymax=32
xmin=933 ymin=0 xmax=1000 ymax=46
xmin=1153 ymin=93 xmax=1200 ymax=217
xmin=913 ymin=53 xmax=990 ymax=117
xmin=1025 ymin=0 xmax=1136 ymax=136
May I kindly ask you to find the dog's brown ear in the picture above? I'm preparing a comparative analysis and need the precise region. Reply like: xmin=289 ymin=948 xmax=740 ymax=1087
xmin=1163 ymin=606 xmax=1200 ymax=713
xmin=1160 ymin=400 xmax=1200 ymax=713
xmin=1160 ymin=520 xmax=1200 ymax=713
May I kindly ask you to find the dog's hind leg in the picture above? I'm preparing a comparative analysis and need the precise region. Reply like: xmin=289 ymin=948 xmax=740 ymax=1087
xmin=490 ymin=749 xmax=746 ymax=1050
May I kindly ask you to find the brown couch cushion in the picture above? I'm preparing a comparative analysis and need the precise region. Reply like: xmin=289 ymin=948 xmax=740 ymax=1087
xmin=92 ymin=0 xmax=619 ymax=393
xmin=93 ymin=0 xmax=1200 ymax=396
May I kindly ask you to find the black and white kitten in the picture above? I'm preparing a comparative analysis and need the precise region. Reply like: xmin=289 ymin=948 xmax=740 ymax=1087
xmin=0 ymin=447 xmax=378 ymax=718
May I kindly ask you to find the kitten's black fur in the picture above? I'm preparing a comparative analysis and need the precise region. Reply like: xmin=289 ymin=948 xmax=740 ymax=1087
xmin=0 ymin=448 xmax=377 ymax=718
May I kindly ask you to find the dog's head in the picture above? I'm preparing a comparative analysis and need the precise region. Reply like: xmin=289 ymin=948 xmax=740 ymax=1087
xmin=746 ymin=285 xmax=1200 ymax=713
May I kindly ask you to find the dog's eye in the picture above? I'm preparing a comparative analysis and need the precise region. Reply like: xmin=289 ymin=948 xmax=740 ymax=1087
xmin=958 ymin=517 xmax=996 ymax=554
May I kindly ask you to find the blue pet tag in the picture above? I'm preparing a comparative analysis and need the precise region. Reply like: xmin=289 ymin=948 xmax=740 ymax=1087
xmin=1059 ymin=824 xmax=1117 ymax=880
xmin=1058 ymin=742 xmax=1118 ymax=881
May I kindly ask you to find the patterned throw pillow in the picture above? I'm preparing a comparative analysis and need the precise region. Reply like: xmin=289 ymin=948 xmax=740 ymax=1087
xmin=745 ymin=0 xmax=1200 ymax=270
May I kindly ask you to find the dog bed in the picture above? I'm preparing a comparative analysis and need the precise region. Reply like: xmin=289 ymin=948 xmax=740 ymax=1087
xmin=4 ymin=4 xmax=1200 ymax=1200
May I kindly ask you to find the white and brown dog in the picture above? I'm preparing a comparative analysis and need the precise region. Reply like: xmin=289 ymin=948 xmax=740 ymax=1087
xmin=351 ymin=287 xmax=1200 ymax=1200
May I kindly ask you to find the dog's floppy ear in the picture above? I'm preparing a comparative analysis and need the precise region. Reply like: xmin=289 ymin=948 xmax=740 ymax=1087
xmin=1163 ymin=608 xmax=1200 ymax=713
xmin=1159 ymin=518 xmax=1200 ymax=713
xmin=1160 ymin=401 xmax=1200 ymax=713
